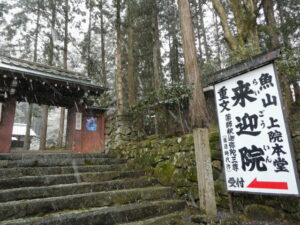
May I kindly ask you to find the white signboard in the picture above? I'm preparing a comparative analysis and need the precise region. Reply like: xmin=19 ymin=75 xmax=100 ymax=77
xmin=75 ymin=113 xmax=82 ymax=130
xmin=215 ymin=63 xmax=300 ymax=196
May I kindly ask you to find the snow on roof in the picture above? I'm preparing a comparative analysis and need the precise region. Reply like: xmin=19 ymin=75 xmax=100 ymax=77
xmin=12 ymin=123 xmax=37 ymax=137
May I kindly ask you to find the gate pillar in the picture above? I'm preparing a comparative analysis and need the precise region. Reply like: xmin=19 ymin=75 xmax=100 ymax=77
xmin=0 ymin=99 xmax=16 ymax=152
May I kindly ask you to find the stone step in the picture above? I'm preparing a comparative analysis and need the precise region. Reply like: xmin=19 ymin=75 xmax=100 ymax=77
xmin=0 ymin=164 xmax=127 ymax=179
xmin=0 ymin=200 xmax=185 ymax=225
xmin=0 ymin=153 xmax=111 ymax=161
xmin=0 ymin=170 xmax=145 ymax=189
xmin=0 ymin=186 xmax=174 ymax=221
xmin=120 ymin=211 xmax=191 ymax=225
xmin=0 ymin=177 xmax=158 ymax=202
xmin=0 ymin=157 xmax=123 ymax=168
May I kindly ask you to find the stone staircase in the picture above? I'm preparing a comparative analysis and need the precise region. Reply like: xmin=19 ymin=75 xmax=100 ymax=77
xmin=0 ymin=152 xmax=189 ymax=225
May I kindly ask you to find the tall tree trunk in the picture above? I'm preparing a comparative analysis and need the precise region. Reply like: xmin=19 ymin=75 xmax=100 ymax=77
xmin=40 ymin=0 xmax=56 ymax=150
xmin=212 ymin=0 xmax=238 ymax=51
xmin=213 ymin=9 xmax=221 ymax=67
xmin=169 ymin=2 xmax=180 ymax=83
xmin=191 ymin=0 xmax=203 ymax=63
xmin=115 ymin=0 xmax=124 ymax=116
xmin=170 ymin=35 xmax=180 ymax=83
xmin=152 ymin=0 xmax=166 ymax=135
xmin=198 ymin=0 xmax=209 ymax=61
xmin=262 ymin=0 xmax=280 ymax=48
xmin=177 ymin=0 xmax=217 ymax=218
xmin=152 ymin=0 xmax=163 ymax=92
xmin=263 ymin=0 xmax=292 ymax=113
xmin=87 ymin=0 xmax=92 ymax=77
xmin=100 ymin=0 xmax=107 ymax=86
xmin=33 ymin=0 xmax=41 ymax=63
xmin=57 ymin=0 xmax=69 ymax=149
xmin=63 ymin=0 xmax=69 ymax=70
xmin=230 ymin=0 xmax=246 ymax=46
xmin=243 ymin=0 xmax=260 ymax=49
xmin=48 ymin=0 xmax=56 ymax=66
xmin=25 ymin=0 xmax=41 ymax=150
xmin=276 ymin=0 xmax=290 ymax=48
xmin=127 ymin=0 xmax=136 ymax=106
xmin=195 ymin=20 xmax=203 ymax=63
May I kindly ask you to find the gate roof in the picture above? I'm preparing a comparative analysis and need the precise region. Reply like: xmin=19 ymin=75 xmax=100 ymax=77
xmin=0 ymin=56 xmax=106 ymax=107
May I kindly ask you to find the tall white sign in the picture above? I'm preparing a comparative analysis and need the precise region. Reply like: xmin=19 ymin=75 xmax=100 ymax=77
xmin=75 ymin=113 xmax=82 ymax=130
xmin=215 ymin=64 xmax=300 ymax=195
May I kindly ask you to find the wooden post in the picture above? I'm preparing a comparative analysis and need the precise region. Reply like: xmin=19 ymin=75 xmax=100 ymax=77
xmin=39 ymin=104 xmax=48 ymax=150
xmin=193 ymin=128 xmax=217 ymax=218
xmin=228 ymin=192 xmax=234 ymax=214
xmin=0 ymin=99 xmax=16 ymax=152
xmin=57 ymin=107 xmax=65 ymax=149
xmin=24 ymin=103 xmax=33 ymax=150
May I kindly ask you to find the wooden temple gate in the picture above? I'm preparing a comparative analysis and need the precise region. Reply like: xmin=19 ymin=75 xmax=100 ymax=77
xmin=0 ymin=56 xmax=106 ymax=153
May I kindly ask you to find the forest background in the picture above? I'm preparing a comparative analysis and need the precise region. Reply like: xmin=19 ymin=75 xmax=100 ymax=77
xmin=0 ymin=0 xmax=299 ymax=145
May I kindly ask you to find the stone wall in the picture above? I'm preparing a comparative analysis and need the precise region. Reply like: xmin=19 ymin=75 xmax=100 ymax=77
xmin=110 ymin=130 xmax=300 ymax=222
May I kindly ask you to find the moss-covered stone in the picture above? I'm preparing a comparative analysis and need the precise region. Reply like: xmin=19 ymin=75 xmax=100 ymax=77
xmin=186 ymin=167 xmax=197 ymax=182
xmin=135 ymin=153 xmax=156 ymax=167
xmin=183 ymin=134 xmax=194 ymax=145
xmin=111 ymin=132 xmax=299 ymax=221
xmin=154 ymin=162 xmax=176 ymax=184
xmin=214 ymin=180 xmax=227 ymax=196
xmin=211 ymin=150 xmax=222 ymax=160
xmin=244 ymin=204 xmax=280 ymax=220
xmin=279 ymin=197 xmax=299 ymax=213
xmin=212 ymin=167 xmax=220 ymax=180
xmin=212 ymin=160 xmax=222 ymax=170
xmin=209 ymin=132 xmax=220 ymax=151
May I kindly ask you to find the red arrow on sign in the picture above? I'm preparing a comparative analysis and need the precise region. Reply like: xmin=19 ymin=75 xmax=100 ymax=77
xmin=247 ymin=178 xmax=288 ymax=190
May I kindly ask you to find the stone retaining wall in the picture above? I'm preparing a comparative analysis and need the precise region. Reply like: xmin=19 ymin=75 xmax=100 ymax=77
xmin=110 ymin=131 xmax=300 ymax=222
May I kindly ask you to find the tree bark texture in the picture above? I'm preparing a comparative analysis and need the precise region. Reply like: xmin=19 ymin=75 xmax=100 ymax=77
xmin=177 ymin=0 xmax=217 ymax=217
xmin=213 ymin=10 xmax=222 ymax=67
xmin=243 ymin=0 xmax=260 ymax=49
xmin=177 ymin=0 xmax=209 ymax=128
xmin=127 ymin=0 xmax=136 ymax=105
xmin=115 ymin=0 xmax=124 ymax=116
xmin=40 ymin=0 xmax=56 ymax=150
xmin=87 ymin=0 xmax=92 ymax=77
xmin=57 ymin=0 xmax=69 ymax=149
xmin=100 ymin=0 xmax=107 ymax=86
xmin=63 ymin=0 xmax=69 ymax=70
xmin=25 ymin=0 xmax=41 ymax=149
xmin=276 ymin=0 xmax=290 ymax=48
xmin=213 ymin=0 xmax=260 ymax=51
xmin=152 ymin=0 xmax=167 ymax=135
xmin=212 ymin=0 xmax=238 ymax=51
xmin=198 ymin=0 xmax=209 ymax=60
xmin=152 ymin=0 xmax=163 ymax=92
xmin=48 ymin=0 xmax=56 ymax=66
xmin=169 ymin=3 xmax=180 ymax=83
xmin=262 ymin=0 xmax=280 ymax=48
xmin=33 ymin=0 xmax=41 ymax=62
